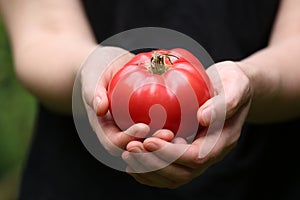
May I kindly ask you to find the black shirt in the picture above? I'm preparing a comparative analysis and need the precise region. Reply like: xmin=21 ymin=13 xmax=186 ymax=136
xmin=19 ymin=0 xmax=300 ymax=199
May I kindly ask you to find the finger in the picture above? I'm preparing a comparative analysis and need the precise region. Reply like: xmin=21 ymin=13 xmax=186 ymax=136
xmin=199 ymin=61 xmax=252 ymax=125
xmin=172 ymin=137 xmax=188 ymax=144
xmin=129 ymin=159 xmax=194 ymax=187
xmin=197 ymin=95 xmax=225 ymax=126
xmin=124 ymin=145 xmax=167 ymax=174
xmin=142 ymin=106 xmax=244 ymax=175
xmin=123 ymin=123 xmax=150 ymax=138
xmin=151 ymin=129 xmax=174 ymax=142
xmin=125 ymin=138 xmax=189 ymax=174
xmin=124 ymin=147 xmax=196 ymax=189
xmin=81 ymin=46 xmax=125 ymax=106
xmin=143 ymin=138 xmax=199 ymax=168
xmin=126 ymin=140 xmax=174 ymax=174
xmin=122 ymin=148 xmax=170 ymax=173
xmin=122 ymin=151 xmax=149 ymax=173
xmin=143 ymin=137 xmax=197 ymax=168
xmin=125 ymin=128 xmax=175 ymax=155
xmin=113 ymin=123 xmax=150 ymax=149
xmin=93 ymin=51 xmax=133 ymax=116
xmin=94 ymin=54 xmax=134 ymax=116
xmin=81 ymin=46 xmax=133 ymax=114
xmin=97 ymin=115 xmax=150 ymax=154
xmin=127 ymin=168 xmax=175 ymax=188
xmin=126 ymin=140 xmax=145 ymax=153
xmin=93 ymin=85 xmax=109 ymax=116
xmin=126 ymin=141 xmax=199 ymax=188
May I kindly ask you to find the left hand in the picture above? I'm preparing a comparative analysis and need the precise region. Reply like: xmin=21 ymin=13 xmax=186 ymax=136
xmin=122 ymin=61 xmax=252 ymax=188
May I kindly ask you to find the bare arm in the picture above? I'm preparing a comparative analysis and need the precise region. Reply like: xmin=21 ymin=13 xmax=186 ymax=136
xmin=239 ymin=0 xmax=300 ymax=123
xmin=0 ymin=0 xmax=97 ymax=113
xmin=123 ymin=0 xmax=300 ymax=189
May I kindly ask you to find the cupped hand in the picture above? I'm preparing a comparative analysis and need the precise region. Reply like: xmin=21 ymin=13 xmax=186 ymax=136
xmin=122 ymin=61 xmax=253 ymax=188
xmin=80 ymin=46 xmax=150 ymax=156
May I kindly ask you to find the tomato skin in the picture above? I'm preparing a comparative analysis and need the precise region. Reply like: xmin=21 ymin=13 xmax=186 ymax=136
xmin=129 ymin=83 xmax=181 ymax=135
xmin=107 ymin=48 xmax=213 ymax=139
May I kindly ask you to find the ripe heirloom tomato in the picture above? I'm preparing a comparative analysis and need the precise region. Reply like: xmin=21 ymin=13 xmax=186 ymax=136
xmin=107 ymin=48 xmax=213 ymax=141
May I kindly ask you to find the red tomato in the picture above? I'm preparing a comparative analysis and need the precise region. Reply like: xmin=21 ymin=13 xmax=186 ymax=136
xmin=107 ymin=48 xmax=213 ymax=140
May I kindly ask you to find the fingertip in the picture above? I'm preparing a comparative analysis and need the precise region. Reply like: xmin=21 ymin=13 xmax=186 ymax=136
xmin=144 ymin=141 xmax=159 ymax=152
xmin=152 ymin=129 xmax=174 ymax=141
xmin=124 ymin=123 xmax=150 ymax=138
xmin=127 ymin=141 xmax=145 ymax=153
xmin=94 ymin=94 xmax=109 ymax=116
xmin=197 ymin=108 xmax=211 ymax=126
xmin=135 ymin=123 xmax=151 ymax=133
xmin=143 ymin=137 xmax=167 ymax=152
xmin=122 ymin=150 xmax=130 ymax=160
xmin=93 ymin=96 xmax=101 ymax=111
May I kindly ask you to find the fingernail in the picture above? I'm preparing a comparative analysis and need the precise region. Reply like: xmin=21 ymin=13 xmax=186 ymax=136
xmin=124 ymin=124 xmax=149 ymax=138
xmin=145 ymin=142 xmax=158 ymax=151
xmin=201 ymin=108 xmax=215 ymax=125
xmin=128 ymin=147 xmax=142 ymax=153
xmin=122 ymin=151 xmax=130 ymax=160
xmin=93 ymin=96 xmax=101 ymax=110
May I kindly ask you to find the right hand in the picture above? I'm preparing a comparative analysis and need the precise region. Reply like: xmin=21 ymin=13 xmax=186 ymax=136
xmin=80 ymin=46 xmax=150 ymax=156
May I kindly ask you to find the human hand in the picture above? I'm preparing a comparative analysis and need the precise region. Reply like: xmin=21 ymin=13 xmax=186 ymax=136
xmin=80 ymin=46 xmax=150 ymax=156
xmin=122 ymin=61 xmax=252 ymax=188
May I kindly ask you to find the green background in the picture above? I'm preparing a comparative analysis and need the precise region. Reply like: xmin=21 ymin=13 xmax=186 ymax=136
xmin=0 ymin=18 xmax=36 ymax=200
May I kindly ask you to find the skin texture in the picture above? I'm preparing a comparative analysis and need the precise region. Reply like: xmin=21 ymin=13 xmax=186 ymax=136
xmin=123 ymin=61 xmax=251 ymax=188
xmin=1 ymin=0 xmax=300 ymax=189
xmin=0 ymin=0 xmax=97 ymax=113
xmin=122 ymin=0 xmax=300 ymax=188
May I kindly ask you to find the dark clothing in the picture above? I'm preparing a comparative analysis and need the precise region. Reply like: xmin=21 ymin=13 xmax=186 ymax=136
xmin=19 ymin=0 xmax=300 ymax=199
xmin=83 ymin=0 xmax=279 ymax=62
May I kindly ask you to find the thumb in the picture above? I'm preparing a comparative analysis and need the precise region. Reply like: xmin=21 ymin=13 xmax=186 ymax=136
xmin=197 ymin=94 xmax=226 ymax=126
xmin=81 ymin=46 xmax=133 ymax=116
xmin=199 ymin=61 xmax=253 ymax=126
xmin=93 ymin=83 xmax=109 ymax=116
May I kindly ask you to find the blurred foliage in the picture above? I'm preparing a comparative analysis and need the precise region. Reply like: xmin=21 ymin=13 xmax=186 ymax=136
xmin=0 ymin=18 xmax=37 ymax=199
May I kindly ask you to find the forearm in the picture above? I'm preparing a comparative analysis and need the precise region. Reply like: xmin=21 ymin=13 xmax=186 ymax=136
xmin=239 ymin=37 xmax=300 ymax=123
xmin=0 ymin=0 xmax=97 ymax=113
xmin=14 ymin=34 xmax=97 ymax=113
xmin=237 ymin=0 xmax=300 ymax=123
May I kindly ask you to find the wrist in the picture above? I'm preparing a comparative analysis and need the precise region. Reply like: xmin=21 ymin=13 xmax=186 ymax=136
xmin=236 ymin=59 xmax=280 ymax=104
xmin=236 ymin=58 xmax=281 ymax=123
xmin=235 ymin=61 xmax=256 ymax=99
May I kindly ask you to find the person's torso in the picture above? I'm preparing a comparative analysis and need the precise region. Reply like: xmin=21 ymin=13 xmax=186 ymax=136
xmin=82 ymin=0 xmax=279 ymax=61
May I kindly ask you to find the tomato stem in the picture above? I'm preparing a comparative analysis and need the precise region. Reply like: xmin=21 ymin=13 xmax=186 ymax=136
xmin=147 ymin=52 xmax=179 ymax=75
